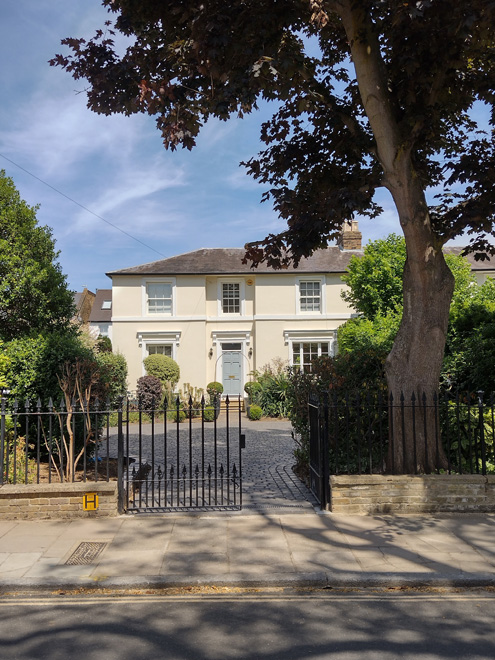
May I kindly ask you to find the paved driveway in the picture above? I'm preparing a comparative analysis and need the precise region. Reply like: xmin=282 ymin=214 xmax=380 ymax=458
xmin=111 ymin=416 xmax=317 ymax=512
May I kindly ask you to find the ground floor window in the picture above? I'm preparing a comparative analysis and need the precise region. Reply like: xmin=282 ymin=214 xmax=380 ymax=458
xmin=147 ymin=344 xmax=173 ymax=357
xmin=292 ymin=342 xmax=330 ymax=373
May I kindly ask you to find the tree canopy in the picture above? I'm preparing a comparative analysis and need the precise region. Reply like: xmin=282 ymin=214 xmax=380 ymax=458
xmin=52 ymin=1 xmax=495 ymax=471
xmin=52 ymin=1 xmax=495 ymax=263
xmin=0 ymin=171 xmax=75 ymax=341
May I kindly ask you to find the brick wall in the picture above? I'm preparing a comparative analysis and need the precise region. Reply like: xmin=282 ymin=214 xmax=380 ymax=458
xmin=0 ymin=481 xmax=118 ymax=520
xmin=330 ymin=474 xmax=495 ymax=514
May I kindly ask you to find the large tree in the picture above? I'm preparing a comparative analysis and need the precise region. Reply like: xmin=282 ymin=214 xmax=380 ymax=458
xmin=52 ymin=1 xmax=495 ymax=471
xmin=0 ymin=171 xmax=75 ymax=341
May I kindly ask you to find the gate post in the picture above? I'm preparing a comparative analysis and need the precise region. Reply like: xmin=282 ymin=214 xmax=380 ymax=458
xmin=117 ymin=396 xmax=125 ymax=513
xmin=321 ymin=392 xmax=331 ymax=511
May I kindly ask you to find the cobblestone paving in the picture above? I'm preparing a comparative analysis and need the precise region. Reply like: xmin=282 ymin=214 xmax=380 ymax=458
xmin=110 ymin=417 xmax=317 ymax=511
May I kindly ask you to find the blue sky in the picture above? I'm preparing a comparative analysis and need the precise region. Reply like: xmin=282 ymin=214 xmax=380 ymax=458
xmin=0 ymin=0 xmax=468 ymax=294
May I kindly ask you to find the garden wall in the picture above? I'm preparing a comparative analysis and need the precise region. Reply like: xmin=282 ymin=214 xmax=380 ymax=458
xmin=0 ymin=481 xmax=118 ymax=520
xmin=330 ymin=474 xmax=495 ymax=514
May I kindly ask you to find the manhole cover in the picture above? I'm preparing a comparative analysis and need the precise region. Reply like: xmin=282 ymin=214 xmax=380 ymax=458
xmin=65 ymin=542 xmax=107 ymax=565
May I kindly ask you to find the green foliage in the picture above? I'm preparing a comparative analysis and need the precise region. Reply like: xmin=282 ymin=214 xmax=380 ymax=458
xmin=248 ymin=360 xmax=291 ymax=418
xmin=0 ymin=171 xmax=75 ymax=341
xmin=4 ymin=331 xmax=94 ymax=404
xmin=0 ymin=341 xmax=10 ymax=390
xmin=244 ymin=381 xmax=262 ymax=399
xmin=96 ymin=335 xmax=113 ymax=353
xmin=443 ymin=278 xmax=495 ymax=393
xmin=337 ymin=313 xmax=401 ymax=355
xmin=341 ymin=234 xmax=406 ymax=318
xmin=143 ymin=354 xmax=180 ymax=387
xmin=136 ymin=375 xmax=163 ymax=410
xmin=202 ymin=405 xmax=216 ymax=422
xmin=206 ymin=381 xmax=223 ymax=406
xmin=339 ymin=234 xmax=495 ymax=394
xmin=248 ymin=404 xmax=263 ymax=421
xmin=167 ymin=408 xmax=186 ymax=423
xmin=96 ymin=351 xmax=128 ymax=404
xmin=207 ymin=382 xmax=223 ymax=396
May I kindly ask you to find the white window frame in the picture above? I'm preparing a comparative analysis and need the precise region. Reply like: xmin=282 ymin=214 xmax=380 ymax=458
xmin=142 ymin=278 xmax=176 ymax=317
xmin=296 ymin=277 xmax=325 ymax=315
xmin=217 ymin=279 xmax=245 ymax=316
xmin=284 ymin=330 xmax=337 ymax=372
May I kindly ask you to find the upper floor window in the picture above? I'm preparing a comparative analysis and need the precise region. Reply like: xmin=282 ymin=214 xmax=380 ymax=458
xmin=101 ymin=300 xmax=111 ymax=310
xmin=222 ymin=282 xmax=240 ymax=314
xmin=299 ymin=280 xmax=321 ymax=312
xmin=147 ymin=282 xmax=172 ymax=315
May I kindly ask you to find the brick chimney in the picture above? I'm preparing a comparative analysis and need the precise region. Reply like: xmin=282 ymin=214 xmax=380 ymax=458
xmin=337 ymin=220 xmax=362 ymax=250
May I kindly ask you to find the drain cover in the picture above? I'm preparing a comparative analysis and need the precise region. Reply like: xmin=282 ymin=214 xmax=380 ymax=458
xmin=65 ymin=541 xmax=107 ymax=565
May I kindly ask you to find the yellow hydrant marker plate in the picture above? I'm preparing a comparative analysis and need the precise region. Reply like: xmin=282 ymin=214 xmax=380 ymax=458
xmin=83 ymin=493 xmax=99 ymax=511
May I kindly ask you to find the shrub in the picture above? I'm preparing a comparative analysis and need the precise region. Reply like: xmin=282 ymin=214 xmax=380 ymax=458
xmin=96 ymin=335 xmax=112 ymax=353
xmin=248 ymin=404 xmax=263 ymax=420
xmin=167 ymin=408 xmax=186 ymax=423
xmin=244 ymin=381 xmax=262 ymax=401
xmin=143 ymin=354 xmax=180 ymax=387
xmin=136 ymin=375 xmax=163 ymax=411
xmin=202 ymin=405 xmax=216 ymax=422
xmin=207 ymin=381 xmax=223 ymax=397
xmin=5 ymin=331 xmax=94 ymax=404
xmin=96 ymin=351 xmax=128 ymax=404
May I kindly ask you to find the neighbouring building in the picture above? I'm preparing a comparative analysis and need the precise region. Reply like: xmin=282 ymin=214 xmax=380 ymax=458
xmin=72 ymin=287 xmax=96 ymax=326
xmin=88 ymin=289 xmax=113 ymax=340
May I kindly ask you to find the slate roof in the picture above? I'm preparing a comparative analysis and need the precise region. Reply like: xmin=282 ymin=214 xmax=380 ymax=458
xmin=106 ymin=247 xmax=364 ymax=277
xmin=444 ymin=247 xmax=494 ymax=271
xmin=107 ymin=245 xmax=493 ymax=278
xmin=89 ymin=289 xmax=112 ymax=323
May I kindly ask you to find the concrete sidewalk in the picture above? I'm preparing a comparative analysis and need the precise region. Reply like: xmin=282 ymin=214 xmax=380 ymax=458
xmin=1 ymin=510 xmax=495 ymax=591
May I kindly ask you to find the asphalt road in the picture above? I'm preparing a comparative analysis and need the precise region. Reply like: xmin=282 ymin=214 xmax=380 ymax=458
xmin=1 ymin=589 xmax=494 ymax=659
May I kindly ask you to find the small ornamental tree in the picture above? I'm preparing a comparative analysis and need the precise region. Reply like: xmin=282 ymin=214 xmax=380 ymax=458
xmin=136 ymin=374 xmax=163 ymax=411
xmin=52 ymin=2 xmax=495 ymax=472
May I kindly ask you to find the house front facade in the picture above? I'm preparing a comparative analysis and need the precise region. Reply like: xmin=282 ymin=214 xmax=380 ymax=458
xmin=107 ymin=242 xmax=362 ymax=396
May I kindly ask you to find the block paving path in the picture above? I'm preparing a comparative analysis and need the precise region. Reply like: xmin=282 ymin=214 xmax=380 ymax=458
xmin=117 ymin=417 xmax=318 ymax=512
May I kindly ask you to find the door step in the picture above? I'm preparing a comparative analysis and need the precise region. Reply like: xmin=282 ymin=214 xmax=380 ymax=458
xmin=220 ymin=397 xmax=245 ymax=412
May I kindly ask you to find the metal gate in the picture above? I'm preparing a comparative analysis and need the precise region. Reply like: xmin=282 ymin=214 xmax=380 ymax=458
xmin=117 ymin=396 xmax=244 ymax=512
xmin=308 ymin=393 xmax=330 ymax=510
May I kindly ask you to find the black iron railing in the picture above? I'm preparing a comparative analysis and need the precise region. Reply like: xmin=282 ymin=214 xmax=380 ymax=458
xmin=0 ymin=396 xmax=113 ymax=485
xmin=309 ymin=391 xmax=495 ymax=476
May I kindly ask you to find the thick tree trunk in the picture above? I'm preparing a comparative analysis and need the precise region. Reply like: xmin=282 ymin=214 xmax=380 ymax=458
xmin=385 ymin=185 xmax=454 ymax=473
xmin=339 ymin=2 xmax=455 ymax=472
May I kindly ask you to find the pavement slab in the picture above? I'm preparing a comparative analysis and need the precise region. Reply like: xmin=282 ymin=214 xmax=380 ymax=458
xmin=1 ymin=421 xmax=495 ymax=590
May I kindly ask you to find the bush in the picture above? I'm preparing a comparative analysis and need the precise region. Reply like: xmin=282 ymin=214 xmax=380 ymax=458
xmin=167 ymin=408 xmax=186 ymax=423
xmin=247 ymin=361 xmax=291 ymax=418
xmin=202 ymin=405 xmax=216 ymax=422
xmin=5 ymin=331 xmax=94 ymax=404
xmin=96 ymin=351 xmax=128 ymax=404
xmin=96 ymin=335 xmax=112 ymax=353
xmin=248 ymin=404 xmax=263 ymax=420
xmin=244 ymin=381 xmax=262 ymax=400
xmin=136 ymin=375 xmax=163 ymax=411
xmin=143 ymin=354 xmax=180 ymax=387
xmin=207 ymin=381 xmax=223 ymax=397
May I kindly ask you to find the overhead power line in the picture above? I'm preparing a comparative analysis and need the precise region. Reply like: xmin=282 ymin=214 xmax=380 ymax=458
xmin=0 ymin=152 xmax=167 ymax=259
